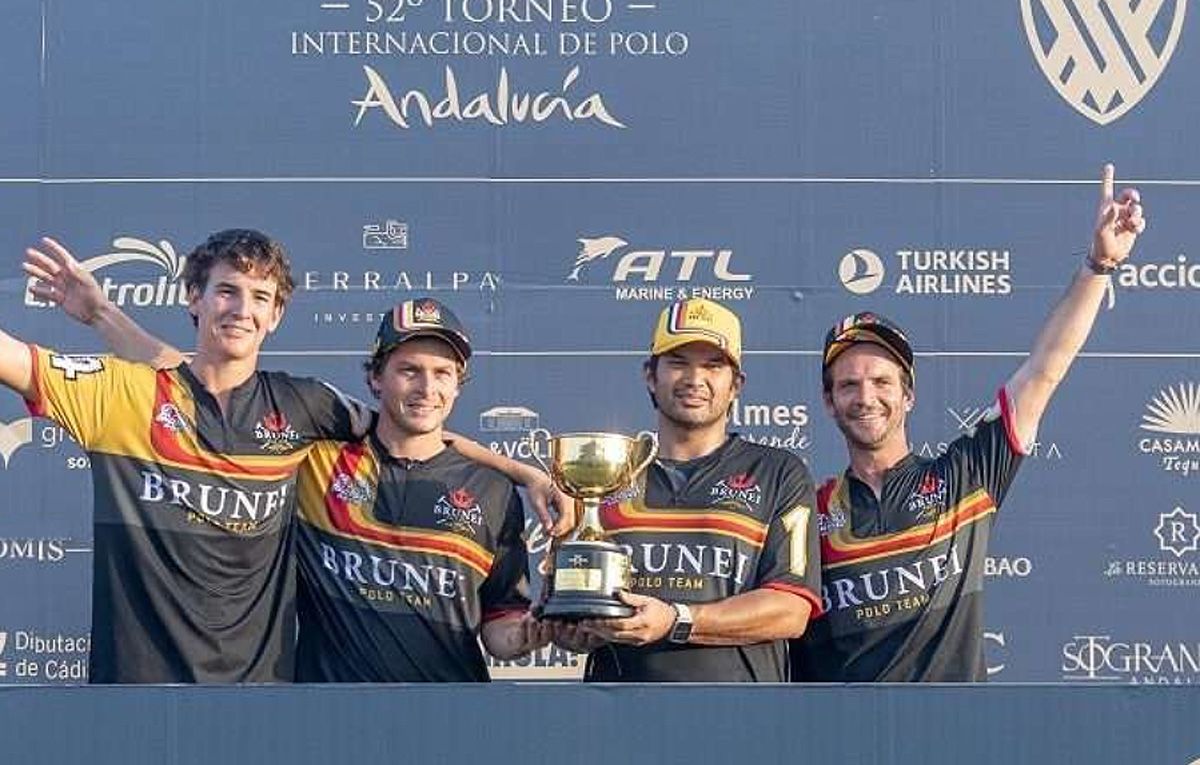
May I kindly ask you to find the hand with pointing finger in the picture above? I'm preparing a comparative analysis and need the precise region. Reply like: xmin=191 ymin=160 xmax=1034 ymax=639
xmin=1090 ymin=163 xmax=1146 ymax=273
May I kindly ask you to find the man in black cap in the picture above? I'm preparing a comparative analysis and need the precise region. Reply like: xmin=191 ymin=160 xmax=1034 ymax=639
xmin=292 ymin=298 xmax=551 ymax=681
xmin=794 ymin=164 xmax=1146 ymax=681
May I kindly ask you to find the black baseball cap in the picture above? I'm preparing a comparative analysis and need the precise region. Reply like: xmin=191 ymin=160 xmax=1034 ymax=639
xmin=372 ymin=298 xmax=472 ymax=362
xmin=823 ymin=312 xmax=914 ymax=381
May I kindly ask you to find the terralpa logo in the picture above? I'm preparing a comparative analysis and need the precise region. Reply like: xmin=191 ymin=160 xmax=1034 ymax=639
xmin=24 ymin=237 xmax=188 ymax=309
xmin=1021 ymin=0 xmax=1187 ymax=125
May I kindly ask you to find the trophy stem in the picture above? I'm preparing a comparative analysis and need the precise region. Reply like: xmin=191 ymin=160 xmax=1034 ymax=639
xmin=575 ymin=497 xmax=605 ymax=541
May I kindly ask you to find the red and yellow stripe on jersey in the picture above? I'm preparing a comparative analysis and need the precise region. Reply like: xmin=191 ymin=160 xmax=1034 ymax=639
xmin=817 ymin=476 xmax=997 ymax=570
xmin=26 ymin=345 xmax=310 ymax=480
xmin=297 ymin=441 xmax=495 ymax=577
xmin=600 ymin=497 xmax=769 ymax=548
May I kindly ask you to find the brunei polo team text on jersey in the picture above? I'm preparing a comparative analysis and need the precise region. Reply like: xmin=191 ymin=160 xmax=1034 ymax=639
xmin=794 ymin=389 xmax=1026 ymax=682
xmin=24 ymin=346 xmax=364 ymax=683
xmin=294 ymin=435 xmax=529 ymax=682
xmin=586 ymin=436 xmax=821 ymax=682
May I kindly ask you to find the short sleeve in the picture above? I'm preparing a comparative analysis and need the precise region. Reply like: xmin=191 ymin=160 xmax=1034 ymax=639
xmin=754 ymin=456 xmax=823 ymax=617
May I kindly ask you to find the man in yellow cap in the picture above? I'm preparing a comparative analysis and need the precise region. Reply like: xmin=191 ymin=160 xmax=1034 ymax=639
xmin=554 ymin=298 xmax=822 ymax=682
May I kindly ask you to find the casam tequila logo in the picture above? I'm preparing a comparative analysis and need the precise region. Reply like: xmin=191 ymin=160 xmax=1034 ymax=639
xmin=1021 ymin=0 xmax=1187 ymax=125
xmin=1137 ymin=383 xmax=1200 ymax=477
xmin=568 ymin=236 xmax=755 ymax=301
xmin=24 ymin=237 xmax=187 ymax=309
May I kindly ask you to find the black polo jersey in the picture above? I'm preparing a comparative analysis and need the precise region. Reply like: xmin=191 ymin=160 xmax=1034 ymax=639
xmin=585 ymin=435 xmax=821 ymax=683
xmin=24 ymin=346 xmax=366 ymax=683
xmin=294 ymin=433 xmax=529 ymax=682
xmin=793 ymin=389 xmax=1026 ymax=682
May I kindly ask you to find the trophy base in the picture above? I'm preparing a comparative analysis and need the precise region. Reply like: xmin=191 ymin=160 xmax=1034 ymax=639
xmin=540 ymin=539 xmax=634 ymax=621
xmin=540 ymin=596 xmax=635 ymax=621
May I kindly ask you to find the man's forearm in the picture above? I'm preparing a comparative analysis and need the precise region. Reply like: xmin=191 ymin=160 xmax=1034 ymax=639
xmin=1006 ymin=264 xmax=1109 ymax=440
xmin=688 ymin=588 xmax=814 ymax=646
xmin=90 ymin=303 xmax=186 ymax=368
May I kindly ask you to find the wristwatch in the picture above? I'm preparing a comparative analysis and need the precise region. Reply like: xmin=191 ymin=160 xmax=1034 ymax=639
xmin=668 ymin=602 xmax=694 ymax=644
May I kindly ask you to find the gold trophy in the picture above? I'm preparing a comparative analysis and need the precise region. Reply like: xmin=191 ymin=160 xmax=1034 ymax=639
xmin=528 ymin=429 xmax=657 ymax=619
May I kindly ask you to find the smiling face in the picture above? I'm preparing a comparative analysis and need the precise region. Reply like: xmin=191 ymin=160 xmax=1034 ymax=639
xmin=823 ymin=343 xmax=914 ymax=454
xmin=370 ymin=337 xmax=463 ymax=437
xmin=646 ymin=341 xmax=743 ymax=433
xmin=187 ymin=261 xmax=284 ymax=363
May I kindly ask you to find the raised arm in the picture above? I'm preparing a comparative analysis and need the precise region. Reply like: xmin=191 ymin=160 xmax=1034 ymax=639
xmin=24 ymin=237 xmax=187 ymax=369
xmin=444 ymin=431 xmax=577 ymax=537
xmin=1004 ymin=163 xmax=1146 ymax=447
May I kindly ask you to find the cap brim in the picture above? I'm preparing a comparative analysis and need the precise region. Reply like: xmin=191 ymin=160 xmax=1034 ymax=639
xmin=652 ymin=336 xmax=740 ymax=367
xmin=379 ymin=329 xmax=471 ymax=362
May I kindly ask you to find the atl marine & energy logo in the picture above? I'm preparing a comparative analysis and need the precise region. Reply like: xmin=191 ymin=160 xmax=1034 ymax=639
xmin=568 ymin=235 xmax=755 ymax=301
xmin=1021 ymin=0 xmax=1187 ymax=125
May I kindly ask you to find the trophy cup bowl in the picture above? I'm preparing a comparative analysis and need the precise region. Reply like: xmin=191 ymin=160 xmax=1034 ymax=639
xmin=529 ymin=429 xmax=657 ymax=620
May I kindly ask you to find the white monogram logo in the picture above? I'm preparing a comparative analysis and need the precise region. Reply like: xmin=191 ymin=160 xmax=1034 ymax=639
xmin=1021 ymin=0 xmax=1187 ymax=125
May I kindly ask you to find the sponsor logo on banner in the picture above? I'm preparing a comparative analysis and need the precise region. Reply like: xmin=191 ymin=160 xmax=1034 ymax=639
xmin=1062 ymin=634 xmax=1200 ymax=684
xmin=303 ymin=243 xmax=499 ymax=326
xmin=0 ymin=418 xmax=34 ymax=469
xmin=838 ymin=247 xmax=1012 ymax=297
xmin=1105 ymin=504 xmax=1200 ymax=588
xmin=483 ymin=406 xmax=549 ymax=461
xmin=25 ymin=237 xmax=188 ymax=310
xmin=1106 ymin=254 xmax=1200 ymax=309
xmin=1136 ymin=383 xmax=1200 ymax=477
xmin=479 ymin=406 xmax=540 ymax=433
xmin=730 ymin=399 xmax=810 ymax=452
xmin=567 ymin=236 xmax=756 ymax=302
xmin=0 ymin=539 xmax=79 ymax=563
xmin=984 ymin=556 xmax=1034 ymax=578
xmin=984 ymin=631 xmax=1007 ymax=676
xmin=915 ymin=406 xmax=1063 ymax=461
xmin=363 ymin=220 xmax=409 ymax=250
xmin=487 ymin=642 xmax=584 ymax=680
xmin=0 ymin=628 xmax=91 ymax=682
xmin=1020 ymin=0 xmax=1187 ymax=125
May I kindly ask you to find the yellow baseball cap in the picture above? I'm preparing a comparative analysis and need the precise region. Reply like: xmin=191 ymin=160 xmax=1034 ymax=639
xmin=650 ymin=298 xmax=742 ymax=368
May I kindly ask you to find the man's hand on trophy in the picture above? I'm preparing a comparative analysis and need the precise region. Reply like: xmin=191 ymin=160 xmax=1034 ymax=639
xmin=483 ymin=611 xmax=553 ymax=660
xmin=548 ymin=620 xmax=607 ymax=654
xmin=23 ymin=237 xmax=109 ymax=325
xmin=581 ymin=592 xmax=676 ymax=646
xmin=1089 ymin=163 xmax=1146 ymax=272
xmin=526 ymin=473 xmax=577 ymax=537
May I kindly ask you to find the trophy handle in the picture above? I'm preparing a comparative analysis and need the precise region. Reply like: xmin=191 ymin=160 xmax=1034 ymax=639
xmin=629 ymin=430 xmax=659 ymax=479
xmin=527 ymin=428 xmax=553 ymax=474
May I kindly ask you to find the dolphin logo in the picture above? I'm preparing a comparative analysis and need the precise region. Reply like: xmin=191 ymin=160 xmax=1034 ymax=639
xmin=568 ymin=236 xmax=628 ymax=281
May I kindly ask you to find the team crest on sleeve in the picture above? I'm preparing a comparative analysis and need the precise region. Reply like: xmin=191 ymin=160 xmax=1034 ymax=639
xmin=710 ymin=473 xmax=762 ymax=509
xmin=332 ymin=471 xmax=374 ymax=505
xmin=254 ymin=411 xmax=301 ymax=453
xmin=434 ymin=488 xmax=484 ymax=535
xmin=153 ymin=403 xmax=190 ymax=434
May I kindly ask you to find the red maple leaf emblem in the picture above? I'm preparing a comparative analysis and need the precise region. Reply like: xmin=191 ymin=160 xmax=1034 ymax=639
xmin=260 ymin=411 xmax=289 ymax=433
xmin=727 ymin=473 xmax=756 ymax=490
xmin=448 ymin=488 xmax=475 ymax=509
xmin=919 ymin=472 xmax=939 ymax=495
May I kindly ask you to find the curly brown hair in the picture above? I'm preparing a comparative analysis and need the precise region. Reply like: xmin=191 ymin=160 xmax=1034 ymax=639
xmin=182 ymin=229 xmax=295 ymax=307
